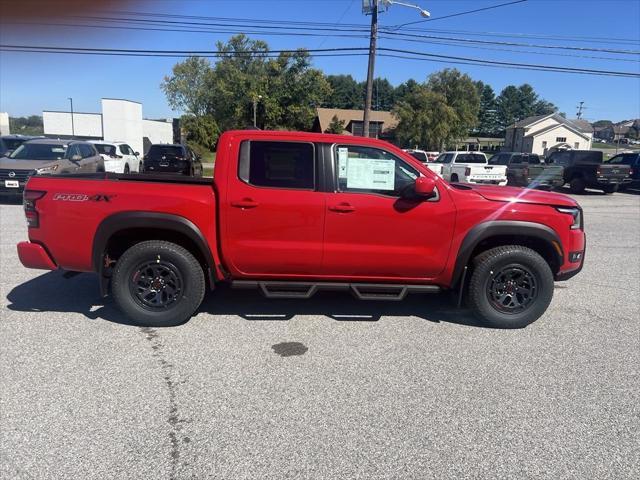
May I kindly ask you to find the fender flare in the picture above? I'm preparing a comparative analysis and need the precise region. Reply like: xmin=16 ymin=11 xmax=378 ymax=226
xmin=92 ymin=212 xmax=217 ymax=293
xmin=451 ymin=220 xmax=563 ymax=288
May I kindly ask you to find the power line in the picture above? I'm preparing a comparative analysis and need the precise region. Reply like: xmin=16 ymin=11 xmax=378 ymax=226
xmin=9 ymin=17 xmax=640 ymax=56
xmin=20 ymin=8 xmax=636 ymax=45
xmin=2 ymin=44 xmax=638 ymax=77
xmin=391 ymin=0 xmax=529 ymax=28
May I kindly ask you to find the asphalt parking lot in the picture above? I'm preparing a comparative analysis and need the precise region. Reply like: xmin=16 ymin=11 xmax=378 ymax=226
xmin=1 ymin=190 xmax=639 ymax=480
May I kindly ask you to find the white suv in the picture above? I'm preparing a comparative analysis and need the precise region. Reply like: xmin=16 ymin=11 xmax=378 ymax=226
xmin=89 ymin=141 xmax=141 ymax=174
xmin=428 ymin=151 xmax=508 ymax=185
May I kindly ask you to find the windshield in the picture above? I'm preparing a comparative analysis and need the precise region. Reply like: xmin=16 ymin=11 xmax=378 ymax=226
xmin=488 ymin=155 xmax=509 ymax=165
xmin=456 ymin=153 xmax=486 ymax=164
xmin=2 ymin=139 xmax=26 ymax=151
xmin=93 ymin=144 xmax=117 ymax=156
xmin=608 ymin=154 xmax=636 ymax=165
xmin=409 ymin=151 xmax=427 ymax=162
xmin=9 ymin=143 xmax=67 ymax=160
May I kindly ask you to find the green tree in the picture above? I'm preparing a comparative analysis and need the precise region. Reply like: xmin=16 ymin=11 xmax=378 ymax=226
xmin=393 ymin=85 xmax=457 ymax=150
xmin=325 ymin=74 xmax=363 ymax=109
xmin=325 ymin=115 xmax=346 ymax=134
xmin=162 ymin=35 xmax=331 ymax=133
xmin=426 ymin=68 xmax=480 ymax=142
xmin=180 ymin=114 xmax=219 ymax=155
xmin=161 ymin=57 xmax=211 ymax=116
xmin=496 ymin=83 xmax=557 ymax=131
xmin=372 ymin=77 xmax=395 ymax=111
xmin=9 ymin=116 xmax=43 ymax=135
xmin=474 ymin=81 xmax=499 ymax=136
xmin=394 ymin=79 xmax=420 ymax=105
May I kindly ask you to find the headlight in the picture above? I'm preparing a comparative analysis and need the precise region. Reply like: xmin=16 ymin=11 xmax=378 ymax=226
xmin=36 ymin=165 xmax=59 ymax=174
xmin=556 ymin=207 xmax=583 ymax=230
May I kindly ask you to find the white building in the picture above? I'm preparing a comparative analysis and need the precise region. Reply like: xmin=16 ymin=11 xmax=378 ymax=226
xmin=43 ymin=98 xmax=174 ymax=155
xmin=504 ymin=113 xmax=593 ymax=156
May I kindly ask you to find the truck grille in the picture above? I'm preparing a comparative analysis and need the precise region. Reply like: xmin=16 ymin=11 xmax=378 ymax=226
xmin=0 ymin=169 xmax=37 ymax=182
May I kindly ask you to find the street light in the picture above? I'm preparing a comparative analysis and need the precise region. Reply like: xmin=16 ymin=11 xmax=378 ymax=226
xmin=362 ymin=0 xmax=429 ymax=138
xmin=382 ymin=0 xmax=430 ymax=18
xmin=68 ymin=97 xmax=75 ymax=138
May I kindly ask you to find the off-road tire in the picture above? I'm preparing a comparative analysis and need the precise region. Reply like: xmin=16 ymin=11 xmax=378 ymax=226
xmin=467 ymin=245 xmax=554 ymax=329
xmin=569 ymin=177 xmax=586 ymax=194
xmin=112 ymin=240 xmax=205 ymax=327
xmin=602 ymin=184 xmax=618 ymax=194
xmin=451 ymin=173 xmax=459 ymax=183
xmin=123 ymin=164 xmax=130 ymax=174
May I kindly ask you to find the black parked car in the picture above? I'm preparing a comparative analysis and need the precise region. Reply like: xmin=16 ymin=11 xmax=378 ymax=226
xmin=142 ymin=144 xmax=203 ymax=176
xmin=608 ymin=152 xmax=640 ymax=189
xmin=546 ymin=150 xmax=631 ymax=194
xmin=0 ymin=135 xmax=39 ymax=157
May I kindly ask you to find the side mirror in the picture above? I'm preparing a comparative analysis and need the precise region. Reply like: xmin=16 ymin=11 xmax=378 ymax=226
xmin=71 ymin=154 xmax=82 ymax=162
xmin=134 ymin=152 xmax=140 ymax=156
xmin=415 ymin=176 xmax=436 ymax=197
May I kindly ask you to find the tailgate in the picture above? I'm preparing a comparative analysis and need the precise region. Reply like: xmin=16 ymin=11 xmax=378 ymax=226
xmin=469 ymin=164 xmax=506 ymax=179
xmin=599 ymin=164 xmax=630 ymax=182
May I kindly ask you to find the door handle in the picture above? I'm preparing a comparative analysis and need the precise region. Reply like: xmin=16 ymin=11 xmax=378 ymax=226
xmin=328 ymin=203 xmax=355 ymax=213
xmin=231 ymin=198 xmax=259 ymax=209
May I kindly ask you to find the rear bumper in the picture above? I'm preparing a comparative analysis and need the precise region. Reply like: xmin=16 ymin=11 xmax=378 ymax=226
xmin=17 ymin=241 xmax=57 ymax=270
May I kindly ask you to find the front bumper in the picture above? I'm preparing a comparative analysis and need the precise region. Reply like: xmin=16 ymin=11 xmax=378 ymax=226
xmin=17 ymin=242 xmax=57 ymax=270
xmin=555 ymin=232 xmax=586 ymax=281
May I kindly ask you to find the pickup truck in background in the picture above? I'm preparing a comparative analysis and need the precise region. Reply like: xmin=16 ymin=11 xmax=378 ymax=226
xmin=429 ymin=151 xmax=508 ymax=186
xmin=488 ymin=152 xmax=564 ymax=190
xmin=17 ymin=131 xmax=585 ymax=329
xmin=402 ymin=149 xmax=439 ymax=163
xmin=546 ymin=150 xmax=631 ymax=194
xmin=607 ymin=152 xmax=639 ymax=190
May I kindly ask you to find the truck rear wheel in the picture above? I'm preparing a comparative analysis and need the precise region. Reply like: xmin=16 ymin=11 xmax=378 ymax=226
xmin=467 ymin=245 xmax=554 ymax=329
xmin=451 ymin=173 xmax=459 ymax=182
xmin=111 ymin=240 xmax=205 ymax=327
xmin=569 ymin=177 xmax=586 ymax=194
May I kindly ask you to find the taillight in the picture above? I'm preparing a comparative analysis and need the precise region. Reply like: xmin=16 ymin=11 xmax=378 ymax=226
xmin=465 ymin=167 xmax=471 ymax=176
xmin=23 ymin=190 xmax=46 ymax=228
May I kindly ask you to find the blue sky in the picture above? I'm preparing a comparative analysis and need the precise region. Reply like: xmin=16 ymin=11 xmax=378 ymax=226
xmin=1 ymin=0 xmax=639 ymax=122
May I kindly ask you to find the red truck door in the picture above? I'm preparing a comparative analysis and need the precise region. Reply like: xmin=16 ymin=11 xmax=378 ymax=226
xmin=222 ymin=139 xmax=325 ymax=276
xmin=323 ymin=144 xmax=456 ymax=279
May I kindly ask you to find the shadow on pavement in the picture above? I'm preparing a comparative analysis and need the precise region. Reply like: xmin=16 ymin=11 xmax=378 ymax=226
xmin=5 ymin=271 xmax=484 ymax=328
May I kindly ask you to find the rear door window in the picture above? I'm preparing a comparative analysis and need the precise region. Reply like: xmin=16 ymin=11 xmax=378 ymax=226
xmin=238 ymin=141 xmax=315 ymax=190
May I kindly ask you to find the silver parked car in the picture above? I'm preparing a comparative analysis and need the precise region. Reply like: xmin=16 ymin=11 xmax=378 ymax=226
xmin=0 ymin=139 xmax=105 ymax=196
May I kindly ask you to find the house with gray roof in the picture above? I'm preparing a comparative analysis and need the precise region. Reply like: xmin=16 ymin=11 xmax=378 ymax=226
xmin=503 ymin=113 xmax=593 ymax=156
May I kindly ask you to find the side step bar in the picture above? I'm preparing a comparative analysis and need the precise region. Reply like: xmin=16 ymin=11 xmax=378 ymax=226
xmin=231 ymin=281 xmax=440 ymax=301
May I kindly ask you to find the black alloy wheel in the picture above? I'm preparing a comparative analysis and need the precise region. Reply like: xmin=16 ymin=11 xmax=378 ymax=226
xmin=487 ymin=265 xmax=538 ymax=314
xmin=130 ymin=260 xmax=184 ymax=310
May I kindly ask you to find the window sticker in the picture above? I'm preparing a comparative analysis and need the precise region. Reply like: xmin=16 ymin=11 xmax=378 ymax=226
xmin=346 ymin=157 xmax=395 ymax=191
xmin=338 ymin=147 xmax=349 ymax=178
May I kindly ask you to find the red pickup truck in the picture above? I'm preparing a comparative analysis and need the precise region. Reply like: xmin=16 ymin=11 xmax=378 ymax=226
xmin=17 ymin=130 xmax=586 ymax=328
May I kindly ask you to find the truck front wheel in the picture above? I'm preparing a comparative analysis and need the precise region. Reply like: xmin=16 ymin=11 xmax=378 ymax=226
xmin=467 ymin=245 xmax=554 ymax=329
xmin=111 ymin=240 xmax=205 ymax=327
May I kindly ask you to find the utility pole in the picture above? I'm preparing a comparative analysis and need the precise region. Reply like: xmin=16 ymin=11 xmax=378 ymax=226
xmin=68 ymin=97 xmax=75 ymax=138
xmin=576 ymin=101 xmax=585 ymax=119
xmin=252 ymin=95 xmax=262 ymax=128
xmin=362 ymin=0 xmax=429 ymax=137
xmin=363 ymin=0 xmax=378 ymax=138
